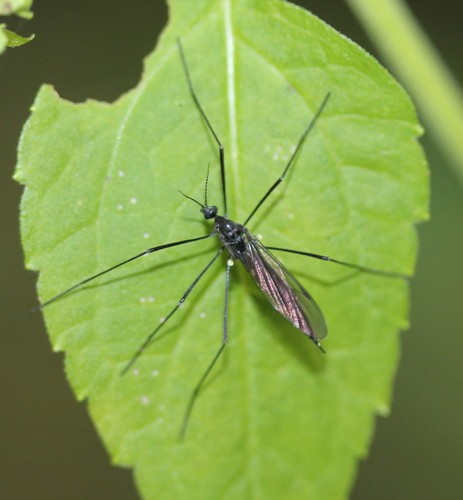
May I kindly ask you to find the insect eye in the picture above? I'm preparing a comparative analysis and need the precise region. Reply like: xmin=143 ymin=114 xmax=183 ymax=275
xmin=201 ymin=205 xmax=217 ymax=220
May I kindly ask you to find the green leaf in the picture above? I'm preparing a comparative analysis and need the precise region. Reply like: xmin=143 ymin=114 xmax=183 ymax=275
xmin=0 ymin=0 xmax=34 ymax=54
xmin=1 ymin=26 xmax=34 ymax=48
xmin=0 ymin=0 xmax=34 ymax=19
xmin=15 ymin=0 xmax=428 ymax=498
xmin=0 ymin=25 xmax=6 ymax=53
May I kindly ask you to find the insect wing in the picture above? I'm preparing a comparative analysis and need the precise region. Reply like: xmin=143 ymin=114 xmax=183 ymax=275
xmin=239 ymin=229 xmax=328 ymax=341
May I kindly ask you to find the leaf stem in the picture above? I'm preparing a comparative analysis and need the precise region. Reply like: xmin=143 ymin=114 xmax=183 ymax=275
xmin=347 ymin=0 xmax=463 ymax=185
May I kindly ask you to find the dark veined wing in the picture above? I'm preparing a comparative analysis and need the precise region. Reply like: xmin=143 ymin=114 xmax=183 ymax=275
xmin=238 ymin=228 xmax=327 ymax=344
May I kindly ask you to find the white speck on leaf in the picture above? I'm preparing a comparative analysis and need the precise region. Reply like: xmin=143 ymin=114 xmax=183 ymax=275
xmin=140 ymin=395 xmax=150 ymax=405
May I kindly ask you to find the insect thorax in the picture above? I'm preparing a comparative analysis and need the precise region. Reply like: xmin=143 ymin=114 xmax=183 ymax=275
xmin=215 ymin=216 xmax=247 ymax=258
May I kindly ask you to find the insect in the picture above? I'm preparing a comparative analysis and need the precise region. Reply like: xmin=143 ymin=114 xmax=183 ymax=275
xmin=37 ymin=40 xmax=403 ymax=438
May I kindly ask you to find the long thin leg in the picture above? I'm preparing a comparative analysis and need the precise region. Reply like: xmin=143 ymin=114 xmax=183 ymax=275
xmin=121 ymin=249 xmax=223 ymax=376
xmin=177 ymin=39 xmax=227 ymax=215
xmin=222 ymin=259 xmax=232 ymax=343
xmin=179 ymin=343 xmax=226 ymax=440
xmin=243 ymin=93 xmax=331 ymax=226
xmin=179 ymin=258 xmax=232 ymax=439
xmin=34 ymin=234 xmax=212 ymax=311
xmin=267 ymin=246 xmax=408 ymax=279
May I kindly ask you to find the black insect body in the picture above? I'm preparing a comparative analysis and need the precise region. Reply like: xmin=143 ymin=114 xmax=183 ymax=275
xmin=213 ymin=213 xmax=327 ymax=350
xmin=215 ymin=216 xmax=248 ymax=259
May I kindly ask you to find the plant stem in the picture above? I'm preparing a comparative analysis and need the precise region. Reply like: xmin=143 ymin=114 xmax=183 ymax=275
xmin=347 ymin=0 xmax=463 ymax=185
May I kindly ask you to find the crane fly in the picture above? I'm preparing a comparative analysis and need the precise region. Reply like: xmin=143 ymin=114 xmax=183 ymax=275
xmin=36 ymin=40 xmax=404 ymax=438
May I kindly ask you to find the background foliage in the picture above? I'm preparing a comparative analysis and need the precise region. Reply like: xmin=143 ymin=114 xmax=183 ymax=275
xmin=3 ymin=0 xmax=461 ymax=498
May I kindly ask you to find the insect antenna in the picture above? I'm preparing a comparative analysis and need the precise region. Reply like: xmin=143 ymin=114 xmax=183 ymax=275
xmin=178 ymin=190 xmax=204 ymax=210
xmin=204 ymin=161 xmax=212 ymax=207
xmin=177 ymin=39 xmax=227 ymax=215
xmin=243 ymin=92 xmax=331 ymax=226
xmin=178 ymin=162 xmax=213 ymax=210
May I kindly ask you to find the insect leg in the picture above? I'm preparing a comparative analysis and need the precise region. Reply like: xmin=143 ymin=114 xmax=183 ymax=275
xmin=34 ymin=234 xmax=213 ymax=311
xmin=244 ymin=93 xmax=331 ymax=226
xmin=177 ymin=39 xmax=227 ymax=215
xmin=179 ymin=343 xmax=226 ymax=440
xmin=120 ymin=249 xmax=223 ymax=376
xmin=267 ymin=246 xmax=408 ymax=279
xmin=223 ymin=259 xmax=232 ymax=343
xmin=179 ymin=258 xmax=232 ymax=439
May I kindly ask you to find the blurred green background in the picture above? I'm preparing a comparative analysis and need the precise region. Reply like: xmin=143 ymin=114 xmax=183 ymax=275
xmin=1 ymin=1 xmax=462 ymax=499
